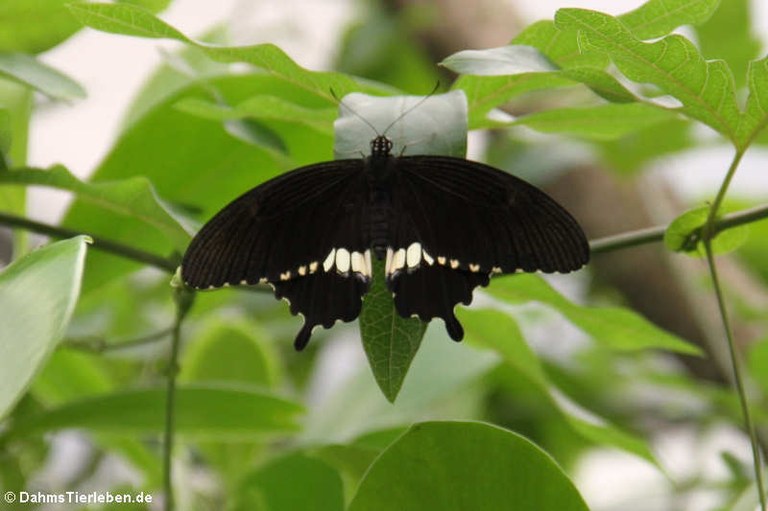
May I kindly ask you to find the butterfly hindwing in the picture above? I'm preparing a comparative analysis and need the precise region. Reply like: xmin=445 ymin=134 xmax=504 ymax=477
xmin=386 ymin=156 xmax=589 ymax=340
xmin=181 ymin=160 xmax=371 ymax=349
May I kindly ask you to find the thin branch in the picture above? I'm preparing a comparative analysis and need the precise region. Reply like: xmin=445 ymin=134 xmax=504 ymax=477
xmin=590 ymin=203 xmax=768 ymax=254
xmin=162 ymin=289 xmax=193 ymax=511
xmin=0 ymin=211 xmax=178 ymax=272
xmin=62 ymin=327 xmax=174 ymax=352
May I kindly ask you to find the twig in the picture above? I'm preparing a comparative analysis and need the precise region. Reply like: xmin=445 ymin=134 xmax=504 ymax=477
xmin=589 ymin=203 xmax=768 ymax=254
xmin=0 ymin=211 xmax=178 ymax=272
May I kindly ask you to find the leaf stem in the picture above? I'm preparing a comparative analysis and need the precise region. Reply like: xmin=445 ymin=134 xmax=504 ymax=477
xmin=701 ymin=148 xmax=765 ymax=511
xmin=0 ymin=211 xmax=178 ymax=272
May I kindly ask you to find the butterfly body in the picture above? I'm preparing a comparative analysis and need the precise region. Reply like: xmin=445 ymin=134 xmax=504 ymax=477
xmin=181 ymin=135 xmax=589 ymax=350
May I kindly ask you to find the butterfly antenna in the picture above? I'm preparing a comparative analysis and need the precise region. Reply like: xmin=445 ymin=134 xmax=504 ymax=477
xmin=330 ymin=88 xmax=381 ymax=139
xmin=381 ymin=81 xmax=441 ymax=137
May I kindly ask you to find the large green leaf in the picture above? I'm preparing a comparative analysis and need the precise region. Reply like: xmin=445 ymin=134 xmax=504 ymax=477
xmin=4 ymin=385 xmax=303 ymax=439
xmin=348 ymin=421 xmax=589 ymax=511
xmin=1 ymin=165 xmax=193 ymax=250
xmin=66 ymin=2 xmax=386 ymax=101
xmin=488 ymin=274 xmax=700 ymax=355
xmin=0 ymin=236 xmax=89 ymax=420
xmin=555 ymin=8 xmax=741 ymax=141
xmin=0 ymin=53 xmax=86 ymax=100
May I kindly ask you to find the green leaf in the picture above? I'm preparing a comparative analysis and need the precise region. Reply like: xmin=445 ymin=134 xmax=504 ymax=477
xmin=0 ymin=0 xmax=82 ymax=53
xmin=0 ymin=53 xmax=86 ymax=100
xmin=695 ymin=0 xmax=761 ymax=88
xmin=348 ymin=422 xmax=589 ymax=511
xmin=179 ymin=321 xmax=279 ymax=388
xmin=555 ymin=8 xmax=741 ymax=140
xmin=32 ymin=348 xmax=113 ymax=404
xmin=359 ymin=258 xmax=426 ymax=403
xmin=460 ymin=308 xmax=548 ymax=390
xmin=233 ymin=453 xmax=344 ymax=511
xmin=512 ymin=103 xmax=678 ymax=140
xmin=4 ymin=385 xmax=303 ymax=439
xmin=340 ymin=91 xmax=466 ymax=402
xmin=620 ymin=0 xmax=720 ymax=39
xmin=0 ymin=236 xmax=89 ymax=420
xmin=598 ymin=118 xmax=693 ymax=173
xmin=0 ymin=165 xmax=193 ymax=250
xmin=174 ymin=95 xmax=337 ymax=135
xmin=735 ymin=57 xmax=768 ymax=148
xmin=0 ymin=0 xmax=170 ymax=54
xmin=664 ymin=205 xmax=749 ymax=256
xmin=311 ymin=444 xmax=381 ymax=504
xmin=488 ymin=274 xmax=701 ymax=355
xmin=66 ymin=2 xmax=386 ymax=102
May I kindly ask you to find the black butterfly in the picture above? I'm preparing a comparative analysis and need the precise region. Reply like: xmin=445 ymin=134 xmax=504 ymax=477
xmin=181 ymin=135 xmax=589 ymax=350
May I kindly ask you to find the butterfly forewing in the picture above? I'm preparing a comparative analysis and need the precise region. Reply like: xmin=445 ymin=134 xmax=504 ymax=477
xmin=181 ymin=160 xmax=372 ymax=349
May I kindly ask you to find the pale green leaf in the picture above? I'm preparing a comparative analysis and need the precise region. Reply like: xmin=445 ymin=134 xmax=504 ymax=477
xmin=0 ymin=53 xmax=86 ymax=100
xmin=0 ymin=236 xmax=89 ymax=420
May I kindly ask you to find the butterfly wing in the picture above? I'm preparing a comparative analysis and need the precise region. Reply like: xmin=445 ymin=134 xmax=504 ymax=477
xmin=181 ymin=160 xmax=371 ymax=350
xmin=387 ymin=155 xmax=589 ymax=340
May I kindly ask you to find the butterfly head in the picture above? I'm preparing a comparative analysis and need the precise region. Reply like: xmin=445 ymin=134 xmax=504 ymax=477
xmin=370 ymin=135 xmax=394 ymax=158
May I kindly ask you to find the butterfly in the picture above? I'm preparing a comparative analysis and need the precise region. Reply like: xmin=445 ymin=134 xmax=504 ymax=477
xmin=181 ymin=125 xmax=590 ymax=350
